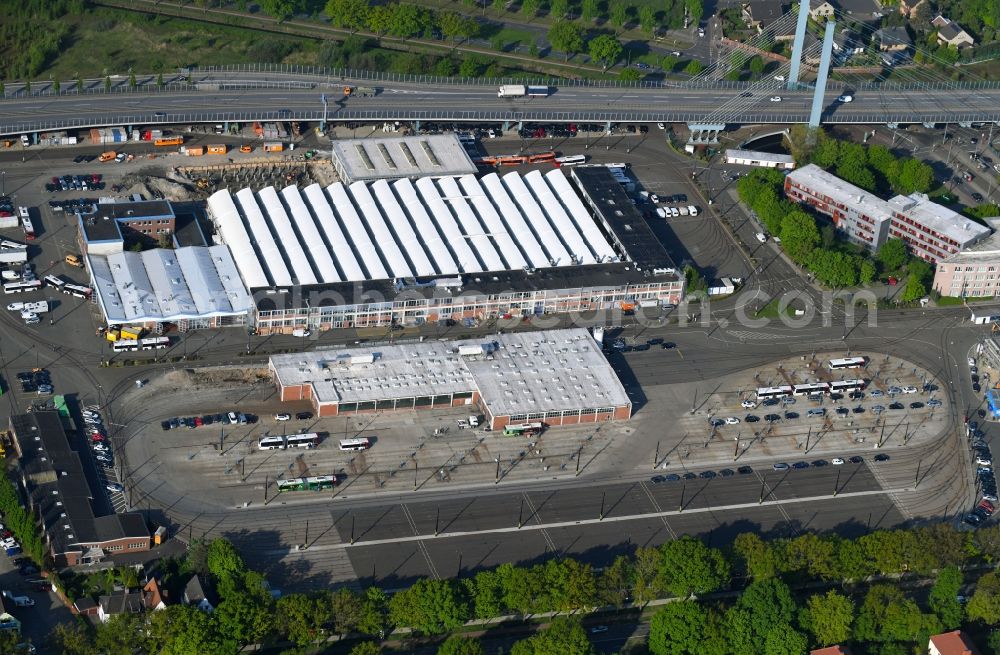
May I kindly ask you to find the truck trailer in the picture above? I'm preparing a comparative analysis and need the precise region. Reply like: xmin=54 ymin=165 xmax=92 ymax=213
xmin=498 ymin=85 xmax=527 ymax=98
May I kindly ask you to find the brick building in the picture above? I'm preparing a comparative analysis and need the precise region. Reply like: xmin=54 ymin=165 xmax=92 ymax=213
xmin=10 ymin=411 xmax=149 ymax=567
xmin=785 ymin=164 xmax=990 ymax=263
xmin=270 ymin=327 xmax=631 ymax=430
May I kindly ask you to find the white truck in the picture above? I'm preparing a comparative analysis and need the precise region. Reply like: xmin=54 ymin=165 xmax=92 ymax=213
xmin=23 ymin=301 xmax=48 ymax=314
xmin=498 ymin=84 xmax=527 ymax=98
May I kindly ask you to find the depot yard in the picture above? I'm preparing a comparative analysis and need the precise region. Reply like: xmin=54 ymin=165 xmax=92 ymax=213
xmin=121 ymin=368 xmax=628 ymax=509
xmin=655 ymin=351 xmax=951 ymax=473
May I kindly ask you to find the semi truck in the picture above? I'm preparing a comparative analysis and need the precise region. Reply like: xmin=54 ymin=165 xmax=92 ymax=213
xmin=498 ymin=85 xmax=527 ymax=98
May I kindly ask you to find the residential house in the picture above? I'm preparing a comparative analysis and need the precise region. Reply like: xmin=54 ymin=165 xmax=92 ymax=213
xmin=97 ymin=589 xmax=144 ymax=623
xmin=875 ymin=26 xmax=912 ymax=51
xmin=810 ymin=0 xmax=882 ymax=19
xmin=142 ymin=578 xmax=167 ymax=611
xmin=183 ymin=575 xmax=215 ymax=613
xmin=741 ymin=0 xmax=790 ymax=31
xmin=811 ymin=647 xmax=853 ymax=655
xmin=72 ymin=597 xmax=99 ymax=618
xmin=928 ymin=630 xmax=981 ymax=655
xmin=933 ymin=16 xmax=975 ymax=48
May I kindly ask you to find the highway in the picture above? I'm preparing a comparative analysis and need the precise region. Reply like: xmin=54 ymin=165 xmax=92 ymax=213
xmin=2 ymin=71 xmax=1000 ymax=135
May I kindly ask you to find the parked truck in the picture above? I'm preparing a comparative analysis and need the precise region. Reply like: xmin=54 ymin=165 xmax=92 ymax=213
xmin=22 ymin=301 xmax=48 ymax=314
xmin=498 ymin=84 xmax=527 ymax=98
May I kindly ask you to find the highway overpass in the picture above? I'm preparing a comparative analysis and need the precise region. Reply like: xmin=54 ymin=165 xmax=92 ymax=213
xmin=2 ymin=68 xmax=1000 ymax=135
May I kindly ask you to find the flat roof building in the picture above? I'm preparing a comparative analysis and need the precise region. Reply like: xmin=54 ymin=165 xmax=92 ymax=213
xmin=331 ymin=134 xmax=477 ymax=185
xmin=88 ymin=245 xmax=253 ymax=329
xmin=207 ymin=170 xmax=683 ymax=335
xmin=10 ymin=411 xmax=149 ymax=567
xmin=725 ymin=149 xmax=796 ymax=169
xmin=785 ymin=164 xmax=991 ymax=263
xmin=933 ymin=218 xmax=1000 ymax=297
xmin=77 ymin=200 xmax=176 ymax=256
xmin=270 ymin=327 xmax=631 ymax=429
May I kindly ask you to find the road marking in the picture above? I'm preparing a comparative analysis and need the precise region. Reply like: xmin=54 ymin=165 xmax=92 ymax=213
xmin=264 ymin=486 xmax=907 ymax=555
xmin=400 ymin=504 xmax=441 ymax=579
xmin=639 ymin=482 xmax=677 ymax=540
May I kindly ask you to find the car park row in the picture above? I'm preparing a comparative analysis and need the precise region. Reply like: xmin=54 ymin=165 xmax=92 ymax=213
xmin=161 ymin=411 xmax=260 ymax=430
xmin=651 ymin=454 xmax=889 ymax=484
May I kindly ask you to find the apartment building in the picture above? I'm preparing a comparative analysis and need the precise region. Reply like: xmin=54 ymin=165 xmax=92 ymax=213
xmin=933 ymin=219 xmax=1000 ymax=297
xmin=785 ymin=164 xmax=991 ymax=263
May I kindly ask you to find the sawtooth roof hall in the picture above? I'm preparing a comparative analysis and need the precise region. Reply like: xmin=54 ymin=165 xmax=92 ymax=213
xmin=206 ymin=169 xmax=622 ymax=290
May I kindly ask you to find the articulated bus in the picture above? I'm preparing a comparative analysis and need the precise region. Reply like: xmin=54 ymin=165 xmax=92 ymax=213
xmin=62 ymin=284 xmax=93 ymax=299
xmin=111 ymin=339 xmax=141 ymax=353
xmin=503 ymin=422 xmax=545 ymax=437
xmin=829 ymin=379 xmax=866 ymax=394
xmin=792 ymin=383 xmax=831 ymax=396
xmin=828 ymin=357 xmax=867 ymax=371
xmin=276 ymin=475 xmax=338 ymax=492
xmin=140 ymin=337 xmax=170 ymax=350
xmin=258 ymin=433 xmax=320 ymax=451
xmin=338 ymin=437 xmax=371 ymax=452
xmin=3 ymin=280 xmax=41 ymax=294
xmin=755 ymin=385 xmax=793 ymax=400
xmin=555 ymin=154 xmax=587 ymax=167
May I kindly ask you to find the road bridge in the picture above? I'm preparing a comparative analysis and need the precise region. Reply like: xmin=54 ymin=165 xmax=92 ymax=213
xmin=2 ymin=69 xmax=1000 ymax=135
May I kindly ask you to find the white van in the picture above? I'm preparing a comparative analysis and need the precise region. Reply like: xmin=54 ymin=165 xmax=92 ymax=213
xmin=755 ymin=233 xmax=767 ymax=243
xmin=228 ymin=411 xmax=238 ymax=425
xmin=687 ymin=205 xmax=699 ymax=216
xmin=468 ymin=415 xmax=480 ymax=427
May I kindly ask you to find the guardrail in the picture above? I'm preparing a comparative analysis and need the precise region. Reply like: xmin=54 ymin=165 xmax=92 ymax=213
xmin=3 ymin=107 xmax=1000 ymax=135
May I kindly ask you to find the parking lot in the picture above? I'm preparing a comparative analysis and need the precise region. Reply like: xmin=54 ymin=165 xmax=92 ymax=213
xmin=119 ymin=367 xmax=631 ymax=512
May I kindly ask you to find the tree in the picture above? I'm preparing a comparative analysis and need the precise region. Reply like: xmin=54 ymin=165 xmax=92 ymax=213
xmin=685 ymin=59 xmax=705 ymax=75
xmin=24 ymin=79 xmax=31 ymax=94
xmin=638 ymin=6 xmax=656 ymax=35
xmin=212 ymin=593 xmax=274 ymax=648
xmin=366 ymin=5 xmax=393 ymax=37
xmin=276 ymin=594 xmax=329 ymax=646
xmin=104 ymin=76 xmax=111 ymax=92
xmin=649 ymin=601 xmax=709 ymax=655
xmin=896 ymin=158 xmax=934 ymax=194
xmin=157 ymin=72 xmax=164 ymax=87
xmin=610 ymin=3 xmax=628 ymax=29
xmin=521 ymin=0 xmax=540 ymax=17
xmin=597 ymin=555 xmax=633 ymax=606
xmin=76 ymin=75 xmax=84 ymax=92
xmin=877 ymin=238 xmax=908 ymax=272
xmin=900 ymin=274 xmax=926 ymax=303
xmin=928 ymin=566 xmax=964 ymax=629
xmin=493 ymin=0 xmax=505 ymax=16
xmin=464 ymin=569 xmax=504 ymax=619
xmin=854 ymin=584 xmax=941 ymax=643
xmin=619 ymin=68 xmax=642 ymax=81
xmin=325 ymin=0 xmax=369 ymax=32
xmin=510 ymin=616 xmax=593 ymax=655
xmin=547 ymin=20 xmax=584 ymax=60
xmin=52 ymin=622 xmax=97 ymax=655
xmin=588 ymin=34 xmax=622 ymax=70
xmin=969 ymin=571 xmax=1000 ymax=625
xmin=779 ymin=211 xmax=820 ymax=264
xmin=812 ymin=135 xmax=840 ymax=168
xmin=350 ymin=642 xmax=382 ymax=655
xmin=685 ymin=0 xmax=704 ymax=22
xmin=800 ymin=590 xmax=853 ymax=646
xmin=356 ymin=587 xmax=388 ymax=636
xmin=764 ymin=624 xmax=808 ymax=655
xmin=159 ymin=605 xmax=229 ymax=655
xmin=388 ymin=3 xmax=430 ymax=39
xmin=52 ymin=78 xmax=60 ymax=94
xmin=581 ymin=0 xmax=599 ymax=21
xmin=438 ymin=635 xmax=485 ymax=655
xmin=128 ymin=72 xmax=137 ymax=89
xmin=859 ymin=259 xmax=876 ymax=284
xmin=748 ymin=55 xmax=765 ymax=76
xmin=658 ymin=536 xmax=730 ymax=598
xmin=731 ymin=579 xmax=797 ymax=650
xmin=733 ymin=533 xmax=778 ymax=581
xmin=260 ymin=0 xmax=296 ymax=21
xmin=633 ymin=546 xmax=663 ymax=602
xmin=550 ymin=0 xmax=569 ymax=19
xmin=388 ymin=578 xmax=469 ymax=635
xmin=807 ymin=250 xmax=858 ymax=288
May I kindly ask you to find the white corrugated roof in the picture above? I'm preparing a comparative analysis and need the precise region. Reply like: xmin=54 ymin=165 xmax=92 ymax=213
xmin=280 ymin=185 xmax=342 ymax=283
xmin=302 ymin=184 xmax=365 ymax=282
xmin=328 ymin=183 xmax=389 ymax=280
xmin=544 ymin=170 xmax=618 ymax=262
xmin=392 ymin=178 xmax=460 ymax=275
xmin=235 ymin=188 xmax=293 ymax=286
xmin=371 ymin=179 xmax=436 ymax=277
xmin=415 ymin=177 xmax=484 ymax=273
xmin=503 ymin=171 xmax=571 ymax=266
xmin=90 ymin=245 xmax=252 ymax=323
xmin=457 ymin=175 xmax=528 ymax=270
xmin=524 ymin=170 xmax=596 ymax=265
xmin=206 ymin=189 xmax=269 ymax=288
xmin=437 ymin=176 xmax=506 ymax=272
xmin=258 ymin=186 xmax=318 ymax=285
xmin=479 ymin=173 xmax=550 ymax=268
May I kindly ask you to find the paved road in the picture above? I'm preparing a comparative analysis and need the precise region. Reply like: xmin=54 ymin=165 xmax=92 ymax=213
xmin=2 ymin=72 xmax=1000 ymax=134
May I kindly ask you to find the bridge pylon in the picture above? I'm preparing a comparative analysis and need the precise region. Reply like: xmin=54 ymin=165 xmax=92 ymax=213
xmin=807 ymin=21 xmax=837 ymax=129
xmin=787 ymin=0 xmax=812 ymax=91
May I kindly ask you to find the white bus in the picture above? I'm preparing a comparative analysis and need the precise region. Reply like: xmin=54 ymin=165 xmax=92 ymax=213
xmin=793 ymin=382 xmax=830 ymax=396
xmin=20 ymin=213 xmax=35 ymax=240
xmin=755 ymin=385 xmax=793 ymax=400
xmin=258 ymin=433 xmax=320 ymax=451
xmin=555 ymin=154 xmax=587 ymax=167
xmin=830 ymin=379 xmax=866 ymax=394
xmin=828 ymin=357 xmax=867 ymax=371
xmin=3 ymin=280 xmax=41 ymax=294
xmin=63 ymin=284 xmax=93 ymax=299
xmin=139 ymin=337 xmax=170 ymax=350
xmin=43 ymin=275 xmax=66 ymax=290
xmin=338 ymin=437 xmax=372 ymax=452
xmin=112 ymin=339 xmax=141 ymax=353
